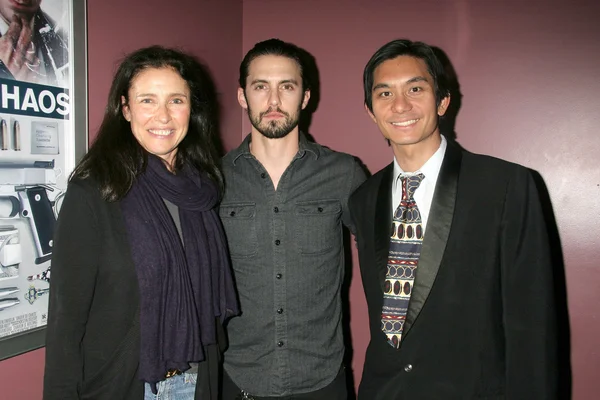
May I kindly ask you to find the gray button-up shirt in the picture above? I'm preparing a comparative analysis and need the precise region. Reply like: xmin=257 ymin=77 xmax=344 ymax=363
xmin=220 ymin=133 xmax=366 ymax=396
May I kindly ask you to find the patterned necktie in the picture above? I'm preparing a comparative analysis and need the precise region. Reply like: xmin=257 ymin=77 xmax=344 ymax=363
xmin=381 ymin=173 xmax=425 ymax=348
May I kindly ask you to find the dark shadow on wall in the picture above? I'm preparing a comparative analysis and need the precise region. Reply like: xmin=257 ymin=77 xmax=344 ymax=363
xmin=342 ymin=227 xmax=357 ymax=400
xmin=297 ymin=47 xmax=320 ymax=138
xmin=432 ymin=47 xmax=462 ymax=142
xmin=197 ymin=55 xmax=226 ymax=158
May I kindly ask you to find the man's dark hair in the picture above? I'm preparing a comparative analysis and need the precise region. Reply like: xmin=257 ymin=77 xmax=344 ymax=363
xmin=363 ymin=39 xmax=450 ymax=112
xmin=71 ymin=45 xmax=223 ymax=201
xmin=239 ymin=38 xmax=310 ymax=91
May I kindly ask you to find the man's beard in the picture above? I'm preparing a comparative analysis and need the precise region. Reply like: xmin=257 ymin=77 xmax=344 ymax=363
xmin=248 ymin=105 xmax=301 ymax=139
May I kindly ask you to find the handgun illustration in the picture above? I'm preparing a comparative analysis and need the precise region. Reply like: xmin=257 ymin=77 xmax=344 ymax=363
xmin=0 ymin=160 xmax=58 ymax=264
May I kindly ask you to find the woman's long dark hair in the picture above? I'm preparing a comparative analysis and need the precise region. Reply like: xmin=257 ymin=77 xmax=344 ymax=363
xmin=72 ymin=46 xmax=223 ymax=201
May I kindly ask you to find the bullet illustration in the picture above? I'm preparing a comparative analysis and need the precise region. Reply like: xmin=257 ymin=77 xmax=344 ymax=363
xmin=0 ymin=287 xmax=19 ymax=297
xmin=0 ymin=297 xmax=19 ymax=311
xmin=0 ymin=119 xmax=7 ymax=150
xmin=13 ymin=120 xmax=20 ymax=151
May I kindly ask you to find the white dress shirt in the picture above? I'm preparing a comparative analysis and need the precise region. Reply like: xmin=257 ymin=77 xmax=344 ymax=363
xmin=392 ymin=135 xmax=447 ymax=233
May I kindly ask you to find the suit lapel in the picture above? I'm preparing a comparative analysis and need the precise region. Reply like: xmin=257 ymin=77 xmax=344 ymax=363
xmin=374 ymin=164 xmax=394 ymax=291
xmin=403 ymin=140 xmax=462 ymax=337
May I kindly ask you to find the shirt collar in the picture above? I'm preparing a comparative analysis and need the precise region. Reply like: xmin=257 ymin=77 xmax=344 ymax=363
xmin=230 ymin=131 xmax=320 ymax=165
xmin=393 ymin=134 xmax=447 ymax=190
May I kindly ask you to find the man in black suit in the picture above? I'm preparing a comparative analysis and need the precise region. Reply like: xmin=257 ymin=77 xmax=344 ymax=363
xmin=349 ymin=39 xmax=558 ymax=399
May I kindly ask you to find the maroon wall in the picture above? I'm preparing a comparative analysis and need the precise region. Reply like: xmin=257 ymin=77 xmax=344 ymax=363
xmin=0 ymin=1 xmax=242 ymax=398
xmin=1 ymin=0 xmax=598 ymax=399
xmin=241 ymin=0 xmax=600 ymax=398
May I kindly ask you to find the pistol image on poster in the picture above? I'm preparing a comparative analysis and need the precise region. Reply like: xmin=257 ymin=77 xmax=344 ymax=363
xmin=0 ymin=162 xmax=58 ymax=265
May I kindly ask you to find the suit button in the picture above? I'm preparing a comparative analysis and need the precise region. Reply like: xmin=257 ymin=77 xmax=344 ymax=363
xmin=276 ymin=273 xmax=282 ymax=279
xmin=277 ymin=308 xmax=283 ymax=314
xmin=277 ymin=341 xmax=284 ymax=347
xmin=275 ymin=239 xmax=281 ymax=245
xmin=404 ymin=364 xmax=413 ymax=372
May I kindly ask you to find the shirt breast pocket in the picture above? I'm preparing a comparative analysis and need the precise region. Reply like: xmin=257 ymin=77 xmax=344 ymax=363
xmin=219 ymin=202 xmax=258 ymax=258
xmin=295 ymin=199 xmax=342 ymax=255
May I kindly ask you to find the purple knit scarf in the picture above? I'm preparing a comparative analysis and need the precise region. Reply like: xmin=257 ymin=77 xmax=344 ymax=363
xmin=120 ymin=156 xmax=238 ymax=389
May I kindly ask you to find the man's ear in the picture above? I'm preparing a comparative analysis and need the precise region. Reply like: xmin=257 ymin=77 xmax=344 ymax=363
xmin=121 ymin=96 xmax=131 ymax=121
xmin=301 ymin=89 xmax=311 ymax=110
xmin=364 ymin=103 xmax=377 ymax=123
xmin=237 ymin=88 xmax=248 ymax=109
xmin=437 ymin=95 xmax=451 ymax=117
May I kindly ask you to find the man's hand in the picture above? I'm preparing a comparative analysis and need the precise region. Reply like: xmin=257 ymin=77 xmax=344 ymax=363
xmin=0 ymin=15 xmax=41 ymax=82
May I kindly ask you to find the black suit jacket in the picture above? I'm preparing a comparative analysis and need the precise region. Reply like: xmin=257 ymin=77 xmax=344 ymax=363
xmin=349 ymin=140 xmax=558 ymax=399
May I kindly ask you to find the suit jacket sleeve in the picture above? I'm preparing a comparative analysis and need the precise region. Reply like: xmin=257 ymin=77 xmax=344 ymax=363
xmin=501 ymin=168 xmax=558 ymax=398
xmin=44 ymin=181 xmax=101 ymax=399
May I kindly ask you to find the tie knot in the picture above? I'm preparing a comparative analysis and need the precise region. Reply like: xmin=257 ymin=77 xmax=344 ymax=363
xmin=401 ymin=173 xmax=424 ymax=200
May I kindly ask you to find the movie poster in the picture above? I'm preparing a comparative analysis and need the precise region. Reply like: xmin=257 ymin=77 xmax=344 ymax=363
xmin=0 ymin=0 xmax=73 ymax=342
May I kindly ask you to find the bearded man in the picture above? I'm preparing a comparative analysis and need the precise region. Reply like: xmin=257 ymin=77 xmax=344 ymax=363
xmin=220 ymin=39 xmax=366 ymax=400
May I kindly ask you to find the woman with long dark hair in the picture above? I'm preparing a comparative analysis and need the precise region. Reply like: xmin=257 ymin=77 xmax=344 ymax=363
xmin=43 ymin=46 xmax=238 ymax=400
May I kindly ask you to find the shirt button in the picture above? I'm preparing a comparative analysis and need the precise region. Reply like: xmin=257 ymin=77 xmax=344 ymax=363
xmin=275 ymin=239 xmax=281 ymax=245
xmin=276 ymin=273 xmax=282 ymax=279
xmin=404 ymin=364 xmax=413 ymax=372
xmin=277 ymin=341 xmax=284 ymax=347
xmin=229 ymin=211 xmax=235 ymax=217
xmin=274 ymin=206 xmax=279 ymax=213
xmin=318 ymin=207 xmax=323 ymax=212
xmin=260 ymin=172 xmax=266 ymax=178
xmin=277 ymin=308 xmax=283 ymax=314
